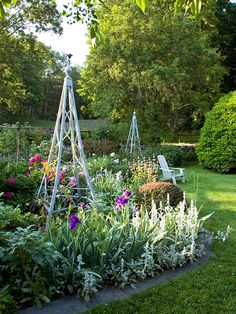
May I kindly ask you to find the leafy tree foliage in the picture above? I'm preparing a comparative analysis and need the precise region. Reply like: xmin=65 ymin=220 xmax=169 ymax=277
xmin=0 ymin=30 xmax=67 ymax=118
xmin=0 ymin=0 xmax=62 ymax=34
xmin=0 ymin=0 xmax=85 ymax=120
xmin=214 ymin=0 xmax=236 ymax=91
xmin=0 ymin=0 xmax=213 ymax=43
xmin=79 ymin=1 xmax=225 ymax=141
xmin=197 ymin=91 xmax=236 ymax=172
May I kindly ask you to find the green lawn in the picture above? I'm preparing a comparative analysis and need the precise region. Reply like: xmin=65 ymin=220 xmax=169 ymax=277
xmin=18 ymin=118 xmax=106 ymax=131
xmin=85 ymin=163 xmax=236 ymax=314
xmin=176 ymin=132 xmax=199 ymax=144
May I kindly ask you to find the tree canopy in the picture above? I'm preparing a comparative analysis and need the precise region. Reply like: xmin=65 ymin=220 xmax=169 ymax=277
xmin=79 ymin=1 xmax=225 ymax=141
xmin=0 ymin=0 xmax=214 ymax=44
xmin=0 ymin=0 xmax=66 ymax=119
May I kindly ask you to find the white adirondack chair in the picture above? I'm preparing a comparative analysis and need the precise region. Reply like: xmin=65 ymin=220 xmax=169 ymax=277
xmin=157 ymin=155 xmax=185 ymax=184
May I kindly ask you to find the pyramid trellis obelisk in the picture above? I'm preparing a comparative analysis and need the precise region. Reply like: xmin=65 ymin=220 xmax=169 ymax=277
xmin=38 ymin=57 xmax=95 ymax=214
xmin=125 ymin=111 xmax=142 ymax=157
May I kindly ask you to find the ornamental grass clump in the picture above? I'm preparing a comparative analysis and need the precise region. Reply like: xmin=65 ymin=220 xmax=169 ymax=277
xmin=137 ymin=181 xmax=184 ymax=208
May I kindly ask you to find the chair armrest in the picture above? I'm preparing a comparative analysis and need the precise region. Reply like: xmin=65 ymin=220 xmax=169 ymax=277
xmin=170 ymin=167 xmax=185 ymax=171
xmin=159 ymin=167 xmax=175 ymax=174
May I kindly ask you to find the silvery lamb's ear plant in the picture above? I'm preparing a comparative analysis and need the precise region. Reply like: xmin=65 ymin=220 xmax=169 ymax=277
xmin=212 ymin=225 xmax=230 ymax=242
xmin=35 ymin=183 xmax=225 ymax=306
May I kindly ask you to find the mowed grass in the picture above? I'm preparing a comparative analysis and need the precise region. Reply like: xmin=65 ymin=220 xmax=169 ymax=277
xmin=85 ymin=163 xmax=236 ymax=314
xmin=19 ymin=119 xmax=106 ymax=130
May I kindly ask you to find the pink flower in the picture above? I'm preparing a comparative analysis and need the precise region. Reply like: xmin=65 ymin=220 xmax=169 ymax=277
xmin=41 ymin=160 xmax=48 ymax=165
xmin=34 ymin=155 xmax=41 ymax=161
xmin=25 ymin=173 xmax=30 ymax=177
xmin=79 ymin=172 xmax=85 ymax=177
xmin=68 ymin=177 xmax=77 ymax=187
xmin=5 ymin=192 xmax=13 ymax=199
xmin=8 ymin=177 xmax=16 ymax=184
xmin=28 ymin=166 xmax=34 ymax=171
xmin=29 ymin=156 xmax=36 ymax=163
xmin=59 ymin=171 xmax=66 ymax=182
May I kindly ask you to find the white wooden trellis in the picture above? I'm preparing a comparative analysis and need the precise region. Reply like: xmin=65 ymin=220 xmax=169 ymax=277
xmin=125 ymin=111 xmax=142 ymax=157
xmin=38 ymin=62 xmax=95 ymax=214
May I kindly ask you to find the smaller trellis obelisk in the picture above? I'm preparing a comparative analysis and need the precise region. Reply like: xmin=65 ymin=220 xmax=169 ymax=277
xmin=125 ymin=111 xmax=142 ymax=157
xmin=38 ymin=56 xmax=95 ymax=214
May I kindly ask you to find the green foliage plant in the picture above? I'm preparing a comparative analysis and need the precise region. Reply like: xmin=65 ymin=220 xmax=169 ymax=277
xmin=143 ymin=144 xmax=182 ymax=167
xmin=197 ymin=91 xmax=236 ymax=172
xmin=0 ymin=202 xmax=41 ymax=231
xmin=83 ymin=138 xmax=120 ymax=156
xmin=0 ymin=124 xmax=51 ymax=161
xmin=0 ymin=288 xmax=17 ymax=314
xmin=88 ymin=153 xmax=129 ymax=177
xmin=0 ymin=160 xmax=42 ymax=211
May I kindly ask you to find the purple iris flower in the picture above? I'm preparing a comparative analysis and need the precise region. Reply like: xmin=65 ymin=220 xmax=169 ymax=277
xmin=116 ymin=195 xmax=129 ymax=209
xmin=124 ymin=189 xmax=132 ymax=197
xmin=81 ymin=203 xmax=87 ymax=210
xmin=134 ymin=205 xmax=141 ymax=213
xmin=70 ymin=215 xmax=81 ymax=231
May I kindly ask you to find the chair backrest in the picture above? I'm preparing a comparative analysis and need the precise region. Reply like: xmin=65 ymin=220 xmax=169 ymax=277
xmin=157 ymin=155 xmax=172 ymax=179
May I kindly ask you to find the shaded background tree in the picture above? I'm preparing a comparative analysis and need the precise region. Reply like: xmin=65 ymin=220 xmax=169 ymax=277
xmin=0 ymin=0 xmax=85 ymax=122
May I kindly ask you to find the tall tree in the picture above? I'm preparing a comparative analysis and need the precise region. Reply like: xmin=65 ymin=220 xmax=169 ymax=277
xmin=214 ymin=0 xmax=236 ymax=91
xmin=0 ymin=0 xmax=65 ymax=119
xmin=79 ymin=1 xmax=225 ymax=141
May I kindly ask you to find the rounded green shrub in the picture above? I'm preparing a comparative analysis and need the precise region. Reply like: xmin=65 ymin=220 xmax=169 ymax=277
xmin=137 ymin=181 xmax=184 ymax=207
xmin=197 ymin=91 xmax=236 ymax=172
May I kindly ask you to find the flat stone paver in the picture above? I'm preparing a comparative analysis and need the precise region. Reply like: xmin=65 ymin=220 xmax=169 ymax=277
xmin=18 ymin=234 xmax=212 ymax=314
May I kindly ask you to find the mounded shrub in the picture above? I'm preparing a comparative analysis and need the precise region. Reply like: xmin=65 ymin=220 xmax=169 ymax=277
xmin=197 ymin=91 xmax=236 ymax=172
xmin=137 ymin=181 xmax=184 ymax=207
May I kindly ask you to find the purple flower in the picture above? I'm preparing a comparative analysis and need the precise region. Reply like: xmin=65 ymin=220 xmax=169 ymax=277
xmin=81 ymin=203 xmax=87 ymax=210
xmin=116 ymin=195 xmax=129 ymax=209
xmin=69 ymin=215 xmax=81 ymax=231
xmin=134 ymin=205 xmax=141 ymax=213
xmin=124 ymin=189 xmax=132 ymax=197
xmin=8 ymin=177 xmax=16 ymax=184
xmin=68 ymin=177 xmax=77 ymax=187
